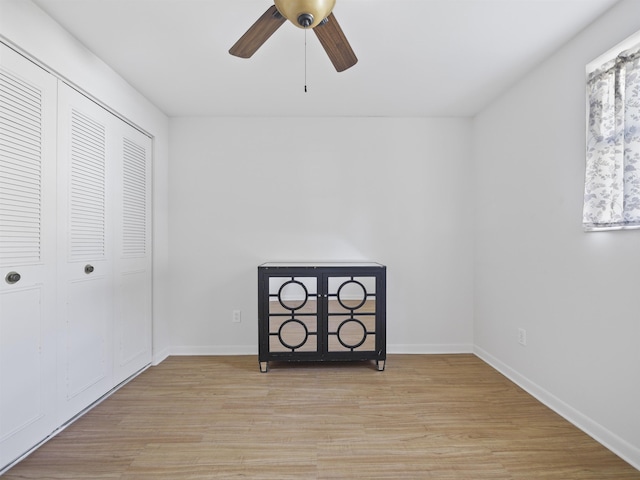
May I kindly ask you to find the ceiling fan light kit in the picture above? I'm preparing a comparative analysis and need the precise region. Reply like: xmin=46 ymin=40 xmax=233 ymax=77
xmin=274 ymin=0 xmax=336 ymax=28
xmin=229 ymin=0 xmax=357 ymax=72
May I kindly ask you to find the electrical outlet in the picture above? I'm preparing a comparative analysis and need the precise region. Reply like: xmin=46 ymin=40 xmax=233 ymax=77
xmin=232 ymin=310 xmax=241 ymax=323
xmin=518 ymin=328 xmax=527 ymax=346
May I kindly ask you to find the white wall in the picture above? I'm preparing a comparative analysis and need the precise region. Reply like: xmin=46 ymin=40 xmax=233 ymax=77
xmin=168 ymin=117 xmax=474 ymax=354
xmin=473 ymin=0 xmax=640 ymax=468
xmin=0 ymin=0 xmax=172 ymax=363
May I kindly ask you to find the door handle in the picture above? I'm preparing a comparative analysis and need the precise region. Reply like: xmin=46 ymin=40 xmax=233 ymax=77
xmin=5 ymin=271 xmax=21 ymax=284
xmin=84 ymin=264 xmax=95 ymax=274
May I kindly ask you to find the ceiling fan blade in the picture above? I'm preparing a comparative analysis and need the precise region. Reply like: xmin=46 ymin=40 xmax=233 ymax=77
xmin=229 ymin=5 xmax=286 ymax=58
xmin=313 ymin=13 xmax=358 ymax=72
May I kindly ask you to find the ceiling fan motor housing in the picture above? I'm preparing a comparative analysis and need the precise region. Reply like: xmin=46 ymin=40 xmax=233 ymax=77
xmin=274 ymin=0 xmax=336 ymax=29
xmin=297 ymin=13 xmax=314 ymax=28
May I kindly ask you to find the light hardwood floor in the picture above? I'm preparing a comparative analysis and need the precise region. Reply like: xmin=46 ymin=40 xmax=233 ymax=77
xmin=4 ymin=355 xmax=639 ymax=479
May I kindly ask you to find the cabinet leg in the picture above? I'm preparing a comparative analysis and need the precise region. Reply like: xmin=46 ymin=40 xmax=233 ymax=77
xmin=376 ymin=360 xmax=385 ymax=371
xmin=259 ymin=361 xmax=269 ymax=373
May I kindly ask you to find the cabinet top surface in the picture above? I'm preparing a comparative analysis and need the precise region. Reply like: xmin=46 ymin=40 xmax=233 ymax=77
xmin=259 ymin=262 xmax=385 ymax=268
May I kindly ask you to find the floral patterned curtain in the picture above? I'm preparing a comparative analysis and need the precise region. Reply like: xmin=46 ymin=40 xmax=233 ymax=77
xmin=583 ymin=44 xmax=640 ymax=230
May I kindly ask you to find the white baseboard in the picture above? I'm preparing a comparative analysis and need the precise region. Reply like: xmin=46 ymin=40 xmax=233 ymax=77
xmin=170 ymin=345 xmax=257 ymax=356
xmin=167 ymin=344 xmax=473 ymax=357
xmin=474 ymin=346 xmax=640 ymax=471
xmin=389 ymin=343 xmax=474 ymax=354
xmin=152 ymin=346 xmax=171 ymax=365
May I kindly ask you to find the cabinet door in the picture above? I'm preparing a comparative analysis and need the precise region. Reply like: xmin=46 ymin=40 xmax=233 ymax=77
xmin=0 ymin=44 xmax=58 ymax=468
xmin=325 ymin=274 xmax=379 ymax=354
xmin=56 ymin=83 xmax=114 ymax=423
xmin=263 ymin=275 xmax=320 ymax=355
xmin=113 ymin=122 xmax=152 ymax=384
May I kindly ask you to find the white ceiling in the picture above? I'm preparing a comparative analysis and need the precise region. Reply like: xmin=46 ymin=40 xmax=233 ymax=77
xmin=32 ymin=0 xmax=620 ymax=117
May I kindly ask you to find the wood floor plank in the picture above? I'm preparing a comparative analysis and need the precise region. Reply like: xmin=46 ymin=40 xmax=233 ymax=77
xmin=3 ymin=355 xmax=639 ymax=479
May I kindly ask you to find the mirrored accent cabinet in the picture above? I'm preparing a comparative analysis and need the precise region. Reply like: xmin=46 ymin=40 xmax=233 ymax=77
xmin=257 ymin=263 xmax=386 ymax=372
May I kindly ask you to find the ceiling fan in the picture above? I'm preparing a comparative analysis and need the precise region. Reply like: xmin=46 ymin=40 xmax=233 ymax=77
xmin=229 ymin=0 xmax=357 ymax=72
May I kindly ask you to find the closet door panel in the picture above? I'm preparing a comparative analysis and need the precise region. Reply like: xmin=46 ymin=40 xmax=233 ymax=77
xmin=114 ymin=269 xmax=150 ymax=382
xmin=65 ymin=276 xmax=110 ymax=398
xmin=57 ymin=83 xmax=114 ymax=423
xmin=0 ymin=44 xmax=58 ymax=469
xmin=113 ymin=125 xmax=152 ymax=384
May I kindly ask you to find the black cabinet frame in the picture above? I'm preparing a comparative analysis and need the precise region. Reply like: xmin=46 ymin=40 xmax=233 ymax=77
xmin=257 ymin=263 xmax=386 ymax=372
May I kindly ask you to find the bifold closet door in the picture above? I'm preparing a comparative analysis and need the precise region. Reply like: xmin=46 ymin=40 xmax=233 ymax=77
xmin=112 ymin=120 xmax=152 ymax=385
xmin=1 ymin=42 xmax=152 ymax=469
xmin=56 ymin=83 xmax=115 ymax=423
xmin=0 ymin=44 xmax=58 ymax=468
xmin=56 ymin=83 xmax=153 ymax=419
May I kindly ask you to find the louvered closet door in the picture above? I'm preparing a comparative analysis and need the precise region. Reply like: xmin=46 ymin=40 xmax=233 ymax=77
xmin=113 ymin=121 xmax=152 ymax=385
xmin=0 ymin=44 xmax=58 ymax=468
xmin=56 ymin=83 xmax=114 ymax=423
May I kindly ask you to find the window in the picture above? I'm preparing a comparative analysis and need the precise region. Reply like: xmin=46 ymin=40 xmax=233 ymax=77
xmin=583 ymin=34 xmax=640 ymax=231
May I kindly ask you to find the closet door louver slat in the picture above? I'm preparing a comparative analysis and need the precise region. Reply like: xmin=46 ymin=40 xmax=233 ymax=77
xmin=68 ymin=109 xmax=106 ymax=261
xmin=0 ymin=68 xmax=42 ymax=266
xmin=122 ymin=137 xmax=146 ymax=257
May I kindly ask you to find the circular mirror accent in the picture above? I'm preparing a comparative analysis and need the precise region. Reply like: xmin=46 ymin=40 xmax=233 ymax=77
xmin=278 ymin=319 xmax=309 ymax=350
xmin=278 ymin=280 xmax=309 ymax=310
xmin=337 ymin=280 xmax=367 ymax=310
xmin=337 ymin=318 xmax=367 ymax=349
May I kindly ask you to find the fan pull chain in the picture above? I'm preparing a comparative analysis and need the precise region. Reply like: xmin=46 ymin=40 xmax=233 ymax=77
xmin=304 ymin=28 xmax=308 ymax=93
